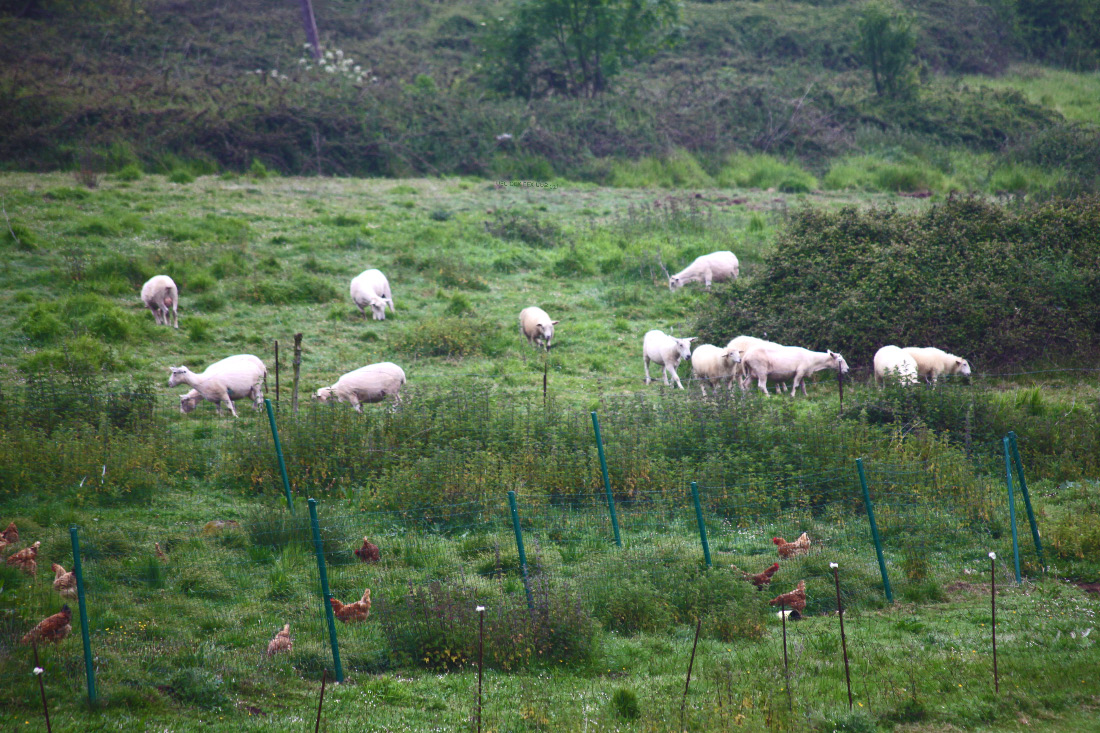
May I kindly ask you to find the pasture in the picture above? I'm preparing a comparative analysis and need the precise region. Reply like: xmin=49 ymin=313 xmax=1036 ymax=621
xmin=0 ymin=172 xmax=1098 ymax=732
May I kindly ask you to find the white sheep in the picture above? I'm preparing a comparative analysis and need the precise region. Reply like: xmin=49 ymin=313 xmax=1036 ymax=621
xmin=350 ymin=269 xmax=395 ymax=320
xmin=168 ymin=354 xmax=267 ymax=417
xmin=873 ymin=346 xmax=919 ymax=386
xmin=669 ymin=251 xmax=739 ymax=291
xmin=519 ymin=306 xmax=559 ymax=350
xmin=901 ymin=347 xmax=972 ymax=384
xmin=643 ymin=330 xmax=696 ymax=389
xmin=725 ymin=335 xmax=784 ymax=389
xmin=140 ymin=275 xmax=179 ymax=328
xmin=690 ymin=344 xmax=742 ymax=394
xmin=314 ymin=362 xmax=406 ymax=412
xmin=742 ymin=345 xmax=850 ymax=396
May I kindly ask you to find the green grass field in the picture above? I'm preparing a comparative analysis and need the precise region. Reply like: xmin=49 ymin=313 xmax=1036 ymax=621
xmin=1 ymin=172 xmax=1098 ymax=732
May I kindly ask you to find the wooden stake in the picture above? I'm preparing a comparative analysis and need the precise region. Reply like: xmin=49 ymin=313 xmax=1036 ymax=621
xmin=314 ymin=668 xmax=327 ymax=733
xmin=781 ymin=604 xmax=792 ymax=712
xmin=32 ymin=642 xmax=52 ymax=733
xmin=477 ymin=606 xmax=486 ymax=733
xmin=991 ymin=552 xmax=999 ymax=693
xmin=681 ymin=617 xmax=702 ymax=730
xmin=291 ymin=333 xmax=303 ymax=414
xmin=274 ymin=340 xmax=280 ymax=405
xmin=833 ymin=564 xmax=853 ymax=710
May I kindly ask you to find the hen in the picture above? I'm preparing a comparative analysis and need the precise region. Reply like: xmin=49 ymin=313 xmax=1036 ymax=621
xmin=743 ymin=562 xmax=780 ymax=588
xmin=6 ymin=540 xmax=40 ymax=575
xmin=354 ymin=537 xmax=380 ymax=563
xmin=772 ymin=532 xmax=811 ymax=559
xmin=21 ymin=605 xmax=72 ymax=645
xmin=769 ymin=580 xmax=807 ymax=614
xmin=155 ymin=542 xmax=168 ymax=562
xmin=0 ymin=521 xmax=17 ymax=548
xmin=51 ymin=563 xmax=78 ymax=600
xmin=267 ymin=624 xmax=292 ymax=656
xmin=330 ymin=588 xmax=371 ymax=623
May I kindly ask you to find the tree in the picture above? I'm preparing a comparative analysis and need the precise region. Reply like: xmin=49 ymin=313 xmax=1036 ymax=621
xmin=486 ymin=0 xmax=680 ymax=98
xmin=855 ymin=4 xmax=916 ymax=99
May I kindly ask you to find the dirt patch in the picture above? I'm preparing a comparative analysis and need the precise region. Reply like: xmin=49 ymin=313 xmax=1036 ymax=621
xmin=944 ymin=581 xmax=987 ymax=596
xmin=1075 ymin=581 xmax=1100 ymax=595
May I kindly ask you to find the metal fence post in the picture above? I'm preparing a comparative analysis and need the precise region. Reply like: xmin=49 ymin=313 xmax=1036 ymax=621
xmin=507 ymin=491 xmax=535 ymax=610
xmin=591 ymin=412 xmax=622 ymax=548
xmin=857 ymin=459 xmax=893 ymax=603
xmin=69 ymin=526 xmax=96 ymax=705
xmin=1003 ymin=437 xmax=1022 ymax=584
xmin=265 ymin=398 xmax=294 ymax=513
xmin=690 ymin=482 xmax=711 ymax=568
xmin=1008 ymin=432 xmax=1045 ymax=570
xmin=308 ymin=499 xmax=344 ymax=683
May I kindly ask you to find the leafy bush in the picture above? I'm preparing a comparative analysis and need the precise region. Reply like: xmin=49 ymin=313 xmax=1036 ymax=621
xmin=716 ymin=154 xmax=817 ymax=192
xmin=611 ymin=688 xmax=641 ymax=720
xmin=167 ymin=168 xmax=196 ymax=184
xmin=398 ymin=316 xmax=507 ymax=359
xmin=609 ymin=150 xmax=712 ymax=189
xmin=378 ymin=578 xmax=597 ymax=671
xmin=237 ymin=272 xmax=339 ymax=304
xmin=695 ymin=196 xmax=1100 ymax=367
xmin=114 ymin=164 xmax=143 ymax=182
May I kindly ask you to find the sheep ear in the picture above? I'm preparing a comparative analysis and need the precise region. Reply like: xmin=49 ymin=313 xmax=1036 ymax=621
xmin=686 ymin=337 xmax=696 ymax=342
xmin=551 ymin=320 xmax=560 ymax=325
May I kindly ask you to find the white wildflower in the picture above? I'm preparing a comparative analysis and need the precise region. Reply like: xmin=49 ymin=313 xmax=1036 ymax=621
xmin=336 ymin=49 xmax=343 ymax=58
xmin=298 ymin=58 xmax=307 ymax=65
xmin=325 ymin=66 xmax=335 ymax=73
xmin=325 ymin=50 xmax=334 ymax=60
xmin=271 ymin=69 xmax=278 ymax=77
xmin=354 ymin=65 xmax=361 ymax=72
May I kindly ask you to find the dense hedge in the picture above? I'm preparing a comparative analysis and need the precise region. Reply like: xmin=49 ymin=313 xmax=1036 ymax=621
xmin=694 ymin=196 xmax=1100 ymax=368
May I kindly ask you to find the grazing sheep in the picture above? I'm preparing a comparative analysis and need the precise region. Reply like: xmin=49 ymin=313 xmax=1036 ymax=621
xmin=742 ymin=345 xmax=850 ymax=396
xmin=168 ymin=354 xmax=267 ymax=417
xmin=669 ymin=251 xmax=739 ymax=292
xmin=350 ymin=269 xmax=395 ymax=321
xmin=643 ymin=330 xmax=696 ymax=389
xmin=873 ymin=346 xmax=919 ymax=386
xmin=519 ymin=306 xmax=559 ymax=350
xmin=140 ymin=275 xmax=179 ymax=328
xmin=902 ymin=347 xmax=972 ymax=384
xmin=314 ymin=362 xmax=406 ymax=412
xmin=726 ymin=335 xmax=784 ymax=390
xmin=690 ymin=344 xmax=742 ymax=394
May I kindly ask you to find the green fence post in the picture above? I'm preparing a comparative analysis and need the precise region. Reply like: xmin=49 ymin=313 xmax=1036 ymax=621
xmin=1008 ymin=432 xmax=1045 ymax=570
xmin=507 ymin=491 xmax=535 ymax=611
xmin=857 ymin=459 xmax=893 ymax=603
xmin=69 ymin=526 xmax=96 ymax=705
xmin=308 ymin=499 xmax=344 ymax=683
xmin=1003 ymin=438 xmax=1022 ymax=584
xmin=591 ymin=412 xmax=622 ymax=548
xmin=690 ymin=482 xmax=712 ymax=568
xmin=265 ymin=398 xmax=294 ymax=514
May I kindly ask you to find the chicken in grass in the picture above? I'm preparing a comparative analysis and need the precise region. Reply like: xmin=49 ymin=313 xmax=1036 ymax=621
xmin=330 ymin=588 xmax=371 ymax=623
xmin=0 ymin=521 xmax=17 ymax=550
xmin=6 ymin=540 xmax=40 ymax=575
xmin=742 ymin=562 xmax=780 ymax=589
xmin=769 ymin=580 xmax=807 ymax=617
xmin=267 ymin=624 xmax=292 ymax=656
xmin=155 ymin=542 xmax=168 ymax=562
xmin=51 ymin=563 xmax=78 ymax=600
xmin=354 ymin=537 xmax=380 ymax=563
xmin=772 ymin=532 xmax=811 ymax=559
xmin=21 ymin=605 xmax=72 ymax=645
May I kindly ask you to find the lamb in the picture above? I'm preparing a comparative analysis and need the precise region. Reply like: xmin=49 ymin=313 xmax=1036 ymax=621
xmin=643 ymin=330 xmax=695 ymax=389
xmin=902 ymin=347 xmax=972 ymax=384
xmin=873 ymin=345 xmax=919 ymax=386
xmin=690 ymin=344 xmax=742 ymax=394
xmin=140 ymin=275 xmax=179 ymax=328
xmin=726 ymin=335 xmax=784 ymax=390
xmin=742 ymin=345 xmax=850 ymax=396
xmin=314 ymin=362 xmax=406 ymax=412
xmin=168 ymin=354 xmax=267 ymax=417
xmin=668 ymin=251 xmax=739 ymax=292
xmin=350 ymin=269 xmax=395 ymax=321
xmin=519 ymin=306 xmax=559 ymax=350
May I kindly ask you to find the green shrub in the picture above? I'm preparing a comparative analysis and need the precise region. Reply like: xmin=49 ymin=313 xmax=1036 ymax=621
xmin=694 ymin=196 xmax=1100 ymax=367
xmin=485 ymin=209 xmax=562 ymax=248
xmin=237 ymin=272 xmax=339 ymax=304
xmin=418 ymin=255 xmax=490 ymax=290
xmin=248 ymin=158 xmax=269 ymax=179
xmin=185 ymin=317 xmax=212 ymax=342
xmin=60 ymin=293 xmax=138 ymax=342
xmin=114 ymin=164 xmax=143 ymax=182
xmin=398 ymin=316 xmax=506 ymax=359
xmin=18 ymin=303 xmax=66 ymax=344
xmin=611 ymin=688 xmax=641 ymax=720
xmin=168 ymin=668 xmax=230 ymax=710
xmin=444 ymin=292 xmax=474 ymax=316
xmin=167 ymin=168 xmax=196 ymax=184
xmin=609 ymin=150 xmax=712 ymax=189
xmin=1 ymin=219 xmax=39 ymax=250
xmin=716 ymin=154 xmax=817 ymax=191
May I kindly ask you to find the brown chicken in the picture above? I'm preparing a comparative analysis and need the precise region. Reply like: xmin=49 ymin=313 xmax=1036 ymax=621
xmin=744 ymin=562 xmax=780 ymax=588
xmin=154 ymin=542 xmax=168 ymax=562
xmin=51 ymin=563 xmax=78 ymax=600
xmin=21 ymin=605 xmax=72 ymax=645
xmin=0 ymin=521 xmax=17 ymax=545
xmin=353 ymin=537 xmax=380 ymax=563
xmin=267 ymin=624 xmax=292 ymax=656
xmin=6 ymin=540 xmax=40 ymax=575
xmin=330 ymin=588 xmax=371 ymax=622
xmin=769 ymin=580 xmax=807 ymax=613
xmin=772 ymin=532 xmax=811 ymax=559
